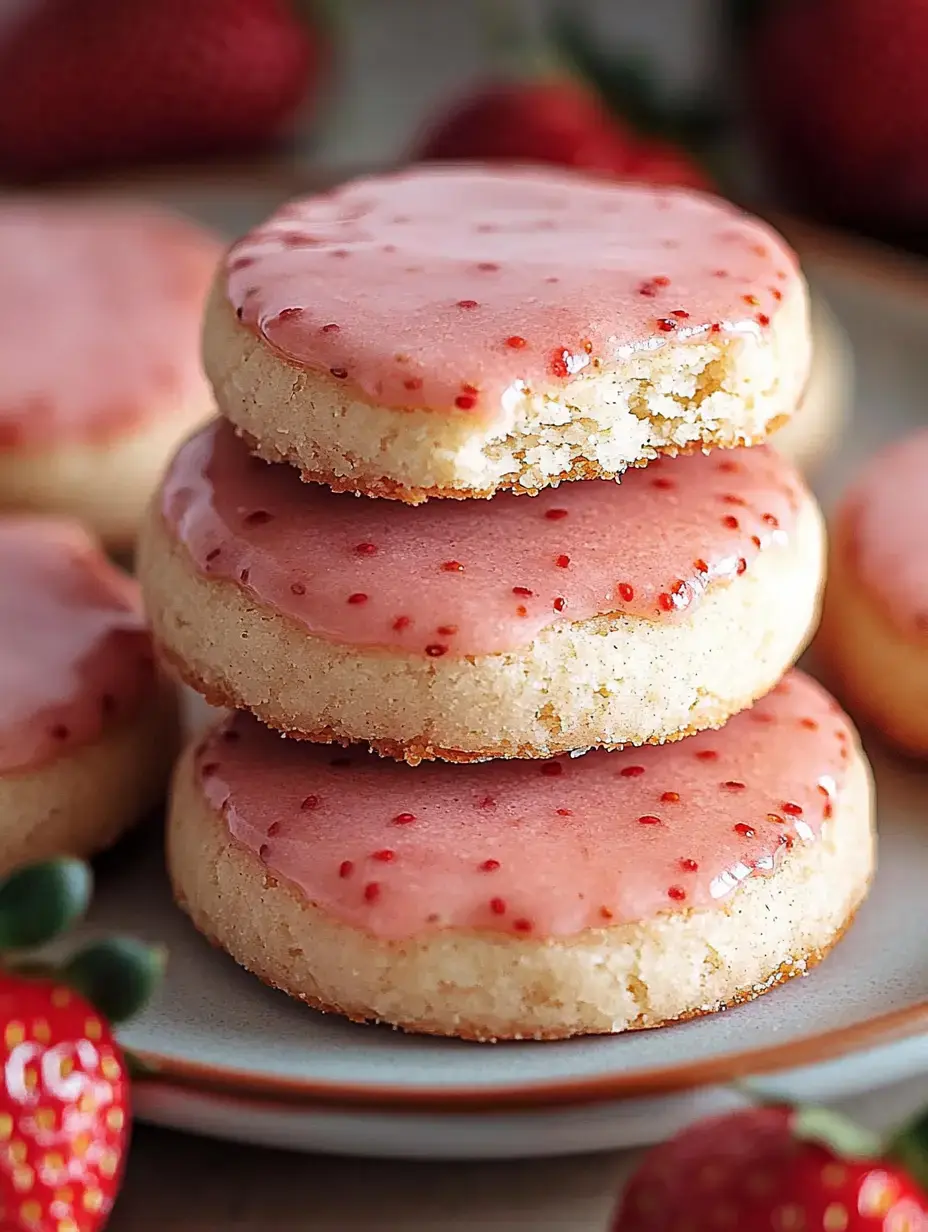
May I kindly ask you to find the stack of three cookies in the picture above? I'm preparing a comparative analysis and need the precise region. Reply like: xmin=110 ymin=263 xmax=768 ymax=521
xmin=141 ymin=166 xmax=874 ymax=1041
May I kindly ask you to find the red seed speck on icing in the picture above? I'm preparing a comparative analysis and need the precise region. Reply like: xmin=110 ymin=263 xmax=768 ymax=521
xmin=658 ymin=592 xmax=674 ymax=612
xmin=756 ymin=313 xmax=771 ymax=327
xmin=734 ymin=823 xmax=756 ymax=837
xmin=347 ymin=592 xmax=368 ymax=605
xmin=290 ymin=581 xmax=306 ymax=595
xmin=441 ymin=560 xmax=464 ymax=572
xmin=301 ymin=795 xmax=320 ymax=810
xmin=638 ymin=815 xmax=662 ymax=826
xmin=545 ymin=508 xmax=568 ymax=520
xmin=681 ymin=858 xmax=699 ymax=872
xmin=556 ymin=808 xmax=572 ymax=816
xmin=490 ymin=897 xmax=507 ymax=915
xmin=721 ymin=780 xmax=746 ymax=791
xmin=512 ymin=918 xmax=533 ymax=933
xmin=355 ymin=542 xmax=377 ymax=555
xmin=330 ymin=367 xmax=348 ymax=379
xmin=339 ymin=860 xmax=353 ymax=878
xmin=801 ymin=717 xmax=819 ymax=731
xmin=657 ymin=318 xmax=677 ymax=332
xmin=205 ymin=547 xmax=221 ymax=563
xmin=617 ymin=582 xmax=635 ymax=602
xmin=667 ymin=885 xmax=686 ymax=901
xmin=425 ymin=643 xmax=448 ymax=656
xmin=781 ymin=801 xmax=803 ymax=816
xmin=364 ymin=882 xmax=381 ymax=902
xmin=541 ymin=762 xmax=563 ymax=777
xmin=479 ymin=796 xmax=497 ymax=809
xmin=457 ymin=299 xmax=478 ymax=309
xmin=516 ymin=604 xmax=528 ymax=615
xmin=477 ymin=262 xmax=499 ymax=272
xmin=661 ymin=791 xmax=680 ymax=803
xmin=243 ymin=510 xmax=273 ymax=526
xmin=696 ymin=750 xmax=718 ymax=761
xmin=652 ymin=476 xmax=675 ymax=490
xmin=506 ymin=335 xmax=527 ymax=349
xmin=373 ymin=849 xmax=395 ymax=862
xmin=556 ymin=554 xmax=570 ymax=568
xmin=480 ymin=859 xmax=501 ymax=872
xmin=454 ymin=393 xmax=477 ymax=409
xmin=512 ymin=586 xmax=533 ymax=596
xmin=742 ymin=293 xmax=760 ymax=306
xmin=322 ymin=322 xmax=340 ymax=333
xmin=620 ymin=765 xmax=645 ymax=778
xmin=553 ymin=596 xmax=566 ymax=611
xmin=392 ymin=615 xmax=411 ymax=631
xmin=551 ymin=350 xmax=570 ymax=378
xmin=671 ymin=309 xmax=690 ymax=320
xmin=762 ymin=512 xmax=780 ymax=528
xmin=437 ymin=624 xmax=458 ymax=635
xmin=721 ymin=515 xmax=739 ymax=530
xmin=393 ymin=812 xmax=416 ymax=825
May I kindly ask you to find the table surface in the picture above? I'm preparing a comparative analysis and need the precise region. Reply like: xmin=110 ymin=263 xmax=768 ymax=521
xmin=109 ymin=1077 xmax=928 ymax=1230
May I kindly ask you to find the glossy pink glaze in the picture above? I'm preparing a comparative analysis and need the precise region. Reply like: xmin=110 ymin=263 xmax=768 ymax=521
xmin=162 ymin=420 xmax=804 ymax=657
xmin=225 ymin=166 xmax=801 ymax=418
xmin=198 ymin=671 xmax=853 ymax=940
xmin=0 ymin=518 xmax=156 ymax=774
xmin=841 ymin=428 xmax=928 ymax=638
xmin=0 ymin=201 xmax=220 ymax=449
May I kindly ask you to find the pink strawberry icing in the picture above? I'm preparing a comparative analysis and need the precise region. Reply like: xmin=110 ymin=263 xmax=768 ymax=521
xmin=198 ymin=671 xmax=854 ymax=940
xmin=840 ymin=428 xmax=928 ymax=638
xmin=162 ymin=420 xmax=805 ymax=657
xmin=0 ymin=518 xmax=156 ymax=774
xmin=0 ymin=200 xmax=220 ymax=449
xmin=225 ymin=166 xmax=802 ymax=419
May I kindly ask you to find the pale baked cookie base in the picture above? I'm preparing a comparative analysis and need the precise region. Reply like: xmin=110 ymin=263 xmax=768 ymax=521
xmin=771 ymin=297 xmax=852 ymax=474
xmin=0 ymin=683 xmax=179 ymax=875
xmin=168 ymin=735 xmax=874 ymax=1041
xmin=0 ymin=403 xmax=213 ymax=550
xmin=139 ymin=493 xmax=825 ymax=762
xmin=202 ymin=277 xmax=811 ymax=503
xmin=818 ymin=524 xmax=928 ymax=756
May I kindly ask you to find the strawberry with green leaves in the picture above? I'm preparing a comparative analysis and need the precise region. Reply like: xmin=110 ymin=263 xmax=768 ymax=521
xmin=613 ymin=1102 xmax=928 ymax=1230
xmin=0 ymin=859 xmax=162 ymax=1232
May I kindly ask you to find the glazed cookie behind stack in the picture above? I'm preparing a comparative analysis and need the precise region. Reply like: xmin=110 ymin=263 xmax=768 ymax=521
xmin=0 ymin=517 xmax=177 ymax=872
xmin=0 ymin=200 xmax=220 ymax=547
xmin=819 ymin=428 xmax=928 ymax=754
xmin=203 ymin=166 xmax=811 ymax=503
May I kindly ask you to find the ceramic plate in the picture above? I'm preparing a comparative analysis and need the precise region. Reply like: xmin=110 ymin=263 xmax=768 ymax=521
xmin=78 ymin=186 xmax=928 ymax=1156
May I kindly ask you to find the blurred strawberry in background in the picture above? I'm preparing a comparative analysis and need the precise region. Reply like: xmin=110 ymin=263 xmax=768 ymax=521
xmin=414 ymin=6 xmax=717 ymax=191
xmin=736 ymin=0 xmax=928 ymax=242
xmin=0 ymin=0 xmax=322 ymax=181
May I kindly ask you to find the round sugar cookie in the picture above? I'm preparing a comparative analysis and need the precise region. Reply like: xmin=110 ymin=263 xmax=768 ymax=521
xmin=203 ymin=165 xmax=811 ymax=503
xmin=140 ymin=420 xmax=825 ymax=762
xmin=0 ymin=517 xmax=178 ymax=873
xmin=771 ymin=296 xmax=852 ymax=473
xmin=0 ymin=200 xmax=221 ymax=547
xmin=168 ymin=670 xmax=874 ymax=1041
xmin=818 ymin=427 xmax=928 ymax=755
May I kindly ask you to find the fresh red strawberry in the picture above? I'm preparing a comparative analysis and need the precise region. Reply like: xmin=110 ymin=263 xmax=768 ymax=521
xmin=0 ymin=975 xmax=128 ymax=1232
xmin=741 ymin=0 xmax=928 ymax=234
xmin=612 ymin=1104 xmax=928 ymax=1230
xmin=0 ymin=858 xmax=163 ymax=1231
xmin=0 ymin=0 xmax=318 ymax=180
xmin=416 ymin=79 xmax=711 ymax=191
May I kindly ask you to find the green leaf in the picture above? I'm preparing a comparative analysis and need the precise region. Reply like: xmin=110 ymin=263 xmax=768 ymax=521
xmin=0 ymin=859 xmax=92 ymax=951
xmin=549 ymin=6 xmax=724 ymax=146
xmin=791 ymin=1106 xmax=883 ymax=1161
xmin=886 ymin=1109 xmax=928 ymax=1192
xmin=62 ymin=938 xmax=166 ymax=1025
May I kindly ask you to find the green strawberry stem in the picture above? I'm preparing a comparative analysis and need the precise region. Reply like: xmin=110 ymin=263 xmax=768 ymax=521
xmin=738 ymin=1083 xmax=928 ymax=1189
xmin=0 ymin=858 xmax=91 ymax=950
xmin=0 ymin=857 xmax=164 ymax=1029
